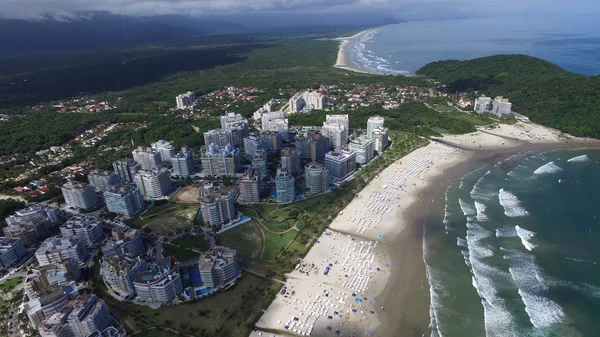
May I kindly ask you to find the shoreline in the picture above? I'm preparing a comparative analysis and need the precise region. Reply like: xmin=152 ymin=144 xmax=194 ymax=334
xmin=333 ymin=28 xmax=380 ymax=74
xmin=250 ymin=123 xmax=600 ymax=337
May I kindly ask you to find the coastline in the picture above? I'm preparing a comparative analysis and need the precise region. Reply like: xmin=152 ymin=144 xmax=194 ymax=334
xmin=333 ymin=28 xmax=380 ymax=74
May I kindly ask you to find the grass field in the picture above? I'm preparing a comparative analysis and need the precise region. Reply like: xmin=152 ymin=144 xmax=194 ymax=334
xmin=162 ymin=243 xmax=200 ymax=262
xmin=128 ymin=203 xmax=199 ymax=234
xmin=171 ymin=234 xmax=208 ymax=252
xmin=0 ymin=277 xmax=22 ymax=292
xmin=217 ymin=222 xmax=263 ymax=259
xmin=134 ymin=329 xmax=179 ymax=337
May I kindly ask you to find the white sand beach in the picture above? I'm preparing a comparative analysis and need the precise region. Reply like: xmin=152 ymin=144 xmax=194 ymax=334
xmin=333 ymin=29 xmax=379 ymax=74
xmin=250 ymin=123 xmax=596 ymax=337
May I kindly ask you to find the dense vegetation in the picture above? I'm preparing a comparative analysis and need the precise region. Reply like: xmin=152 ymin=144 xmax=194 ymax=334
xmin=417 ymin=55 xmax=600 ymax=137
xmin=289 ymin=101 xmax=477 ymax=136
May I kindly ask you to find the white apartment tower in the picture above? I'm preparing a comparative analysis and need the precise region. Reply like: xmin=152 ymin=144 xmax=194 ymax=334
xmin=349 ymin=137 xmax=374 ymax=165
xmin=133 ymin=168 xmax=173 ymax=199
xmin=61 ymin=181 xmax=99 ymax=210
xmin=176 ymin=91 xmax=195 ymax=109
xmin=366 ymin=116 xmax=385 ymax=139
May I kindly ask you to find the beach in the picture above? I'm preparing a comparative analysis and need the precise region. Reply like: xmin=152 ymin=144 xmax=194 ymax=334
xmin=333 ymin=29 xmax=378 ymax=74
xmin=250 ymin=123 xmax=599 ymax=337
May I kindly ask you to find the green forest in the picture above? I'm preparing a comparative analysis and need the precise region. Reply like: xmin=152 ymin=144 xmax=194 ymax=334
xmin=417 ymin=54 xmax=600 ymax=137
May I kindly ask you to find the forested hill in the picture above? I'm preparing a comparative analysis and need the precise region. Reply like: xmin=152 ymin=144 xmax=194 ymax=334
xmin=416 ymin=55 xmax=600 ymax=138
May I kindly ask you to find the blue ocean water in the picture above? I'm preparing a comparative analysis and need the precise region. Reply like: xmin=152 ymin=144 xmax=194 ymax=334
xmin=423 ymin=149 xmax=600 ymax=337
xmin=348 ymin=15 xmax=600 ymax=76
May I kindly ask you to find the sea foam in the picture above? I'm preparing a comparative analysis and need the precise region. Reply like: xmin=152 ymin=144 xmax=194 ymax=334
xmin=515 ymin=226 xmax=537 ymax=251
xmin=499 ymin=189 xmax=529 ymax=217
xmin=567 ymin=154 xmax=590 ymax=163
xmin=533 ymin=161 xmax=563 ymax=175
xmin=474 ymin=202 xmax=488 ymax=222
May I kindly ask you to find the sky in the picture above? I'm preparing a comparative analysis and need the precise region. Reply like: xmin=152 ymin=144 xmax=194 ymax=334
xmin=0 ymin=0 xmax=598 ymax=21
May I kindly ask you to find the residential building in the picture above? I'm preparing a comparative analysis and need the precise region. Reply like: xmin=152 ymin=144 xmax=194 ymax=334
xmin=474 ymin=96 xmax=492 ymax=113
xmin=38 ymin=294 xmax=116 ymax=337
xmin=4 ymin=205 xmax=56 ymax=246
xmin=280 ymin=147 xmax=301 ymax=174
xmin=261 ymin=111 xmax=289 ymax=140
xmin=176 ymin=91 xmax=195 ymax=109
xmin=326 ymin=114 xmax=350 ymax=131
xmin=203 ymin=128 xmax=233 ymax=148
xmin=295 ymin=129 xmax=329 ymax=161
xmin=61 ymin=181 xmax=99 ymax=210
xmin=322 ymin=122 xmax=348 ymax=148
xmin=101 ymin=226 xmax=145 ymax=258
xmin=25 ymin=286 xmax=69 ymax=329
xmin=25 ymin=261 xmax=81 ymax=299
xmin=289 ymin=91 xmax=325 ymax=112
xmin=349 ymin=137 xmax=374 ymax=165
xmin=372 ymin=127 xmax=389 ymax=153
xmin=220 ymin=112 xmax=249 ymax=145
xmin=87 ymin=169 xmax=120 ymax=193
xmin=151 ymin=140 xmax=176 ymax=163
xmin=171 ymin=147 xmax=195 ymax=177
xmin=366 ymin=116 xmax=385 ymax=139
xmin=131 ymin=147 xmax=161 ymax=170
xmin=35 ymin=237 xmax=85 ymax=267
xmin=133 ymin=167 xmax=173 ymax=199
xmin=492 ymin=96 xmax=512 ymax=119
xmin=112 ymin=158 xmax=141 ymax=184
xmin=201 ymin=143 xmax=241 ymax=177
xmin=133 ymin=257 xmax=183 ymax=303
xmin=60 ymin=215 xmax=103 ymax=247
xmin=104 ymin=184 xmax=145 ymax=218
xmin=261 ymin=131 xmax=283 ymax=152
xmin=238 ymin=169 xmax=260 ymax=203
xmin=243 ymin=132 xmax=263 ymax=157
xmin=197 ymin=247 xmax=239 ymax=288
xmin=275 ymin=168 xmax=295 ymax=203
xmin=325 ymin=146 xmax=357 ymax=184
xmin=0 ymin=237 xmax=26 ymax=272
xmin=101 ymin=255 xmax=146 ymax=297
xmin=250 ymin=149 xmax=268 ymax=180
xmin=305 ymin=163 xmax=330 ymax=196
xmin=199 ymin=189 xmax=236 ymax=227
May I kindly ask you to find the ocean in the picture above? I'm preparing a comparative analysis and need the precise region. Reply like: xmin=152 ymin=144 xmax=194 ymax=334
xmin=347 ymin=15 xmax=600 ymax=76
xmin=423 ymin=149 xmax=600 ymax=337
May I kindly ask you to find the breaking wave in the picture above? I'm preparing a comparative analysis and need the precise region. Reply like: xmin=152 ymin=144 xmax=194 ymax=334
xmin=533 ymin=162 xmax=563 ymax=175
xmin=567 ymin=154 xmax=590 ymax=163
xmin=515 ymin=226 xmax=537 ymax=251
xmin=499 ymin=189 xmax=529 ymax=217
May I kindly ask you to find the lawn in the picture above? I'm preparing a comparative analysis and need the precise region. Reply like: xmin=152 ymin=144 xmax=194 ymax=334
xmin=217 ymin=222 xmax=262 ymax=259
xmin=171 ymin=234 xmax=208 ymax=252
xmin=162 ymin=243 xmax=200 ymax=262
xmin=100 ymin=273 xmax=281 ymax=337
xmin=0 ymin=276 xmax=22 ymax=292
xmin=261 ymin=230 xmax=300 ymax=262
xmin=128 ymin=203 xmax=199 ymax=234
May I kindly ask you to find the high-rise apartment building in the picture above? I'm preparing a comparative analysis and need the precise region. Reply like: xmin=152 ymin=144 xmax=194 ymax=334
xmin=112 ymin=158 xmax=141 ymax=184
xmin=101 ymin=226 xmax=145 ymax=259
xmin=0 ymin=237 xmax=26 ymax=272
xmin=35 ymin=237 xmax=85 ymax=267
xmin=491 ymin=96 xmax=512 ymax=119
xmin=197 ymin=247 xmax=239 ymax=289
xmin=199 ymin=189 xmax=236 ymax=227
xmin=104 ymin=184 xmax=145 ymax=218
xmin=349 ymin=137 xmax=374 ymax=165
xmin=133 ymin=257 xmax=183 ymax=304
xmin=474 ymin=96 xmax=492 ymax=113
xmin=250 ymin=149 xmax=268 ymax=180
xmin=275 ymin=168 xmax=295 ymax=203
xmin=238 ymin=169 xmax=260 ymax=203
xmin=87 ymin=169 xmax=120 ymax=193
xmin=325 ymin=146 xmax=357 ymax=184
xmin=171 ymin=147 xmax=195 ymax=177
xmin=261 ymin=111 xmax=289 ymax=140
xmin=132 ymin=147 xmax=162 ymax=170
xmin=366 ymin=116 xmax=385 ymax=139
xmin=60 ymin=215 xmax=103 ymax=247
xmin=289 ymin=91 xmax=325 ymax=112
xmin=295 ymin=130 xmax=329 ymax=162
xmin=201 ymin=143 xmax=241 ymax=177
xmin=321 ymin=122 xmax=348 ymax=148
xmin=220 ymin=112 xmax=249 ymax=146
xmin=133 ymin=168 xmax=172 ymax=199
xmin=61 ymin=181 xmax=99 ymax=210
xmin=176 ymin=91 xmax=195 ymax=109
xmin=372 ymin=127 xmax=389 ymax=153
xmin=243 ymin=132 xmax=263 ymax=157
xmin=101 ymin=255 xmax=146 ymax=297
xmin=203 ymin=128 xmax=233 ymax=148
xmin=4 ymin=205 xmax=57 ymax=246
xmin=261 ymin=131 xmax=283 ymax=152
xmin=151 ymin=140 xmax=176 ymax=163
xmin=326 ymin=114 xmax=349 ymax=131
xmin=280 ymin=147 xmax=301 ymax=175
xmin=305 ymin=163 xmax=330 ymax=196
